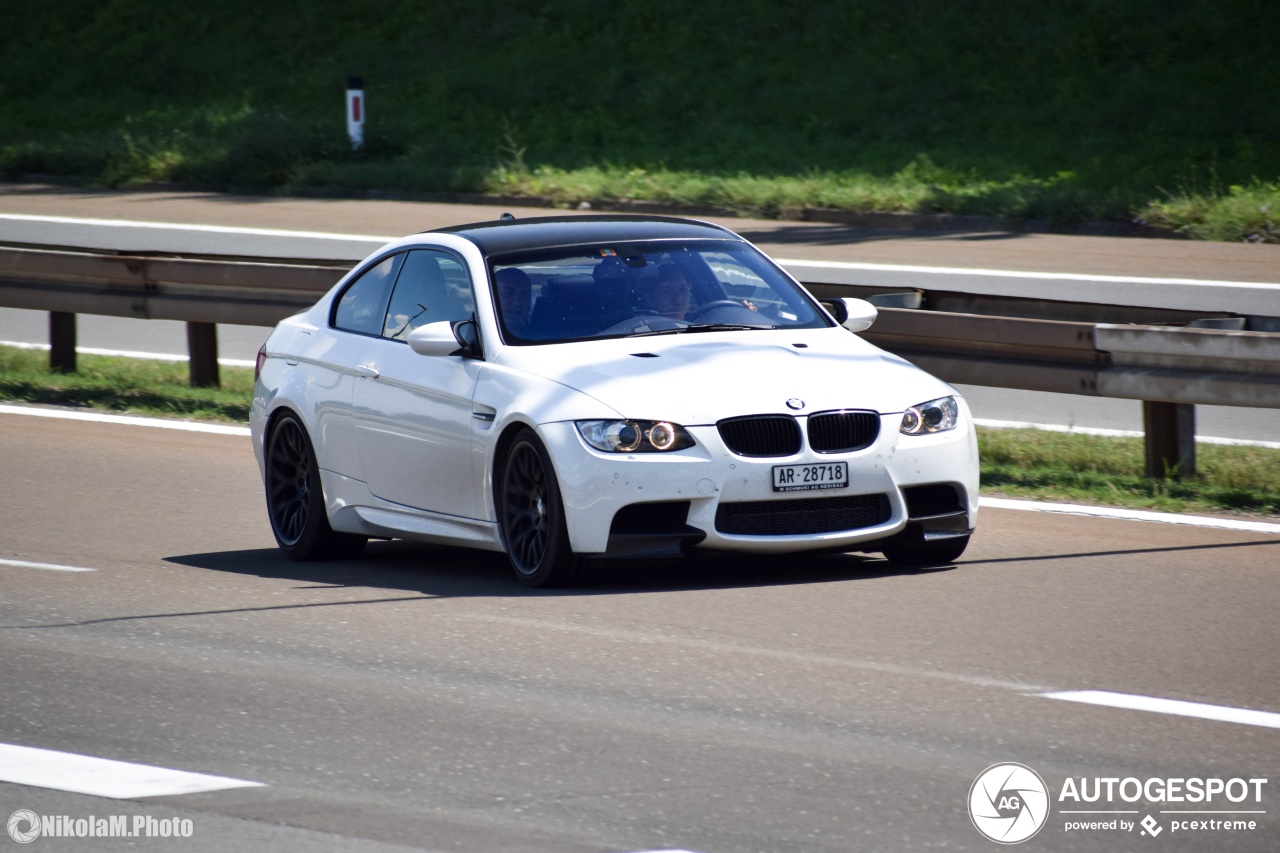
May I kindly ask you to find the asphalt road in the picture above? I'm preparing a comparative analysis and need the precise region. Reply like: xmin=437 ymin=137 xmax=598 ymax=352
xmin=2 ymin=412 xmax=1278 ymax=852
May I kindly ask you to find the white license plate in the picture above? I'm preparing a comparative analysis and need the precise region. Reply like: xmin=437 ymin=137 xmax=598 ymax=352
xmin=771 ymin=462 xmax=849 ymax=492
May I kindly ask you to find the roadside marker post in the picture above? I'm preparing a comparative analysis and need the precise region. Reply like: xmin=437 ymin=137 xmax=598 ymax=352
xmin=346 ymin=76 xmax=364 ymax=150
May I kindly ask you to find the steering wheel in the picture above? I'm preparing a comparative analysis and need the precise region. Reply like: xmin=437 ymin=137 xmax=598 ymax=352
xmin=691 ymin=299 xmax=750 ymax=319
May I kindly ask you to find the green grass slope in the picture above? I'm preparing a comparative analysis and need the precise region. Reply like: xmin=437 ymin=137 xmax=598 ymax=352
xmin=2 ymin=0 xmax=1277 ymax=238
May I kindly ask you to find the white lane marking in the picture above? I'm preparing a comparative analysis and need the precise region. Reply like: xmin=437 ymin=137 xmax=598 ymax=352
xmin=1040 ymin=691 xmax=1280 ymax=729
xmin=974 ymin=417 xmax=1280 ymax=450
xmin=979 ymin=497 xmax=1280 ymax=535
xmin=0 ymin=743 xmax=264 ymax=798
xmin=0 ymin=403 xmax=250 ymax=436
xmin=0 ymin=212 xmax=395 ymax=243
xmin=780 ymin=257 xmax=1280 ymax=289
xmin=0 ymin=558 xmax=96 ymax=573
xmin=0 ymin=340 xmax=255 ymax=369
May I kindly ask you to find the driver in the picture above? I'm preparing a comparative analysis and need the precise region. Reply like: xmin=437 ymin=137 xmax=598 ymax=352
xmin=647 ymin=264 xmax=692 ymax=320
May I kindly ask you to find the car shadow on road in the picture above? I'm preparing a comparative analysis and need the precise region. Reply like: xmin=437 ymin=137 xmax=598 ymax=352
xmin=165 ymin=539 xmax=955 ymax=598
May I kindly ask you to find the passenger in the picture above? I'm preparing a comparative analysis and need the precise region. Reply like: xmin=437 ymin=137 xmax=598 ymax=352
xmin=648 ymin=264 xmax=693 ymax=320
xmin=495 ymin=267 xmax=533 ymax=336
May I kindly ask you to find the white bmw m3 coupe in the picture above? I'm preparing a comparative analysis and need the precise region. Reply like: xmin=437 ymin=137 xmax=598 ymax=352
xmin=251 ymin=215 xmax=978 ymax=586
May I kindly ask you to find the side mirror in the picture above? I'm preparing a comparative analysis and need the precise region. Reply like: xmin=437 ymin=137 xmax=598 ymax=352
xmin=837 ymin=297 xmax=877 ymax=332
xmin=407 ymin=320 xmax=463 ymax=356
xmin=406 ymin=319 xmax=482 ymax=358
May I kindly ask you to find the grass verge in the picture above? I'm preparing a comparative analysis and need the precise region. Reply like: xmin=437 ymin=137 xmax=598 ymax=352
xmin=2 ymin=347 xmax=1277 ymax=518
xmin=979 ymin=428 xmax=1280 ymax=518
xmin=0 ymin=347 xmax=253 ymax=423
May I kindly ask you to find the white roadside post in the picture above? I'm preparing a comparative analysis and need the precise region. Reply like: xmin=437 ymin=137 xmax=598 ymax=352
xmin=346 ymin=75 xmax=364 ymax=150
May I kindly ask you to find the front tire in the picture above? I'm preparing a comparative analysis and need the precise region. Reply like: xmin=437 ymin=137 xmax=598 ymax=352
xmin=498 ymin=429 xmax=583 ymax=587
xmin=265 ymin=412 xmax=367 ymax=561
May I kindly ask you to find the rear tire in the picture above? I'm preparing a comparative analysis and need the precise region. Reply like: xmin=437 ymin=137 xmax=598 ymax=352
xmin=880 ymin=534 xmax=969 ymax=567
xmin=498 ymin=429 xmax=583 ymax=588
xmin=265 ymin=412 xmax=367 ymax=561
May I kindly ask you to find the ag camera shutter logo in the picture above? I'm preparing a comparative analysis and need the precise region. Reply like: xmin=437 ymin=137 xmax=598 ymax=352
xmin=969 ymin=763 xmax=1050 ymax=844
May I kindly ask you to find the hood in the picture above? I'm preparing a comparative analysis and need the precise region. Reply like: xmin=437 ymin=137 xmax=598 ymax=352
xmin=496 ymin=327 xmax=955 ymax=424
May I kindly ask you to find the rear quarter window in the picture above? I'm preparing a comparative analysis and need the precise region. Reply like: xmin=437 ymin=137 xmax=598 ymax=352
xmin=332 ymin=253 xmax=405 ymax=336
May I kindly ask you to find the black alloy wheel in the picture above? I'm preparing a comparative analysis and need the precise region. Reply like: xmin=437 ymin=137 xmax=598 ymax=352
xmin=499 ymin=429 xmax=582 ymax=587
xmin=265 ymin=413 xmax=367 ymax=561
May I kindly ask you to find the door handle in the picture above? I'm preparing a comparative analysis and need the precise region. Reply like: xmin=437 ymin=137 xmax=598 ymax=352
xmin=354 ymin=364 xmax=380 ymax=379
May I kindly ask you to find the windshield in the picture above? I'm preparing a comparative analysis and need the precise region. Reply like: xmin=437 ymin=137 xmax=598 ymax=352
xmin=490 ymin=240 xmax=831 ymax=344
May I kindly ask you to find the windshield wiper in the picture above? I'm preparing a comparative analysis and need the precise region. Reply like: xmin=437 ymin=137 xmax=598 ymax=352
xmin=627 ymin=323 xmax=776 ymax=337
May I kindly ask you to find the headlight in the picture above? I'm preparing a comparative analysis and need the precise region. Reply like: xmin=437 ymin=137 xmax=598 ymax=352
xmin=576 ymin=419 xmax=696 ymax=453
xmin=900 ymin=396 xmax=959 ymax=435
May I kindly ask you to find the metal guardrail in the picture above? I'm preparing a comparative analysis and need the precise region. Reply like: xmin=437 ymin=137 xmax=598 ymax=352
xmin=0 ymin=247 xmax=343 ymax=325
xmin=862 ymin=308 xmax=1280 ymax=409
xmin=0 ymin=245 xmax=344 ymax=385
xmin=1 ymin=241 xmax=1277 ymax=477
xmin=856 ymin=308 xmax=1279 ymax=478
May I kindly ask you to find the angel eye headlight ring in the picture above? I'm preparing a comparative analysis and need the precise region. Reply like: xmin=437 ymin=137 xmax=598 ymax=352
xmin=647 ymin=421 xmax=677 ymax=451
xmin=576 ymin=419 xmax=695 ymax=453
xmin=900 ymin=396 xmax=959 ymax=435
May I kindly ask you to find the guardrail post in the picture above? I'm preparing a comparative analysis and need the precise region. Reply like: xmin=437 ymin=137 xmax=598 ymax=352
xmin=186 ymin=322 xmax=220 ymax=388
xmin=1143 ymin=401 xmax=1195 ymax=479
xmin=49 ymin=311 xmax=77 ymax=373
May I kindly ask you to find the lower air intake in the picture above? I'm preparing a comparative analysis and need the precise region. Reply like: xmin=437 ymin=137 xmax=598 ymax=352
xmin=715 ymin=493 xmax=892 ymax=536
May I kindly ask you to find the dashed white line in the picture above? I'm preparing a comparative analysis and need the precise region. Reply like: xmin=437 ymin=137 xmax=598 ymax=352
xmin=1040 ymin=691 xmax=1280 ymax=729
xmin=0 ymin=403 xmax=250 ymax=436
xmin=0 ymin=743 xmax=264 ymax=799
xmin=0 ymin=558 xmax=96 ymax=573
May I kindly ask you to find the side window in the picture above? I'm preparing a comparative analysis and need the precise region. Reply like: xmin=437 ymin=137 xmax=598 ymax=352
xmin=382 ymin=250 xmax=476 ymax=340
xmin=333 ymin=253 xmax=405 ymax=336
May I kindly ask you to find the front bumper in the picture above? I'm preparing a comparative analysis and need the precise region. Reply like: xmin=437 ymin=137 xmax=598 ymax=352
xmin=539 ymin=405 xmax=979 ymax=557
